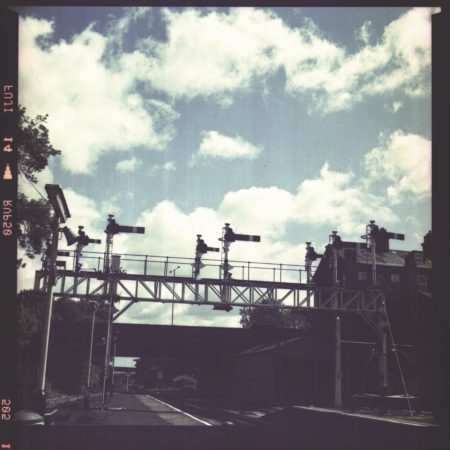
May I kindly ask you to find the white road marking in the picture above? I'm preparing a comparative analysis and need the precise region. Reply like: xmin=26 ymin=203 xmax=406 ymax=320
xmin=146 ymin=395 xmax=212 ymax=426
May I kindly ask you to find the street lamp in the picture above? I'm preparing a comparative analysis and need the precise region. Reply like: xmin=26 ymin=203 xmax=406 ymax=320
xmin=169 ymin=266 xmax=180 ymax=325
xmin=35 ymin=185 xmax=70 ymax=414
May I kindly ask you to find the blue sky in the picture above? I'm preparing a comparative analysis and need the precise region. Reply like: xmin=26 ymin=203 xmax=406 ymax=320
xmin=16 ymin=6 xmax=434 ymax=328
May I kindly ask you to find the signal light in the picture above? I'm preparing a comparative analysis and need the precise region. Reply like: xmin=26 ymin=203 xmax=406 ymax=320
xmin=194 ymin=235 xmax=219 ymax=278
xmin=62 ymin=225 xmax=102 ymax=247
xmin=221 ymin=224 xmax=261 ymax=243
xmin=62 ymin=226 xmax=77 ymax=246
xmin=305 ymin=242 xmax=322 ymax=261
xmin=105 ymin=215 xmax=145 ymax=235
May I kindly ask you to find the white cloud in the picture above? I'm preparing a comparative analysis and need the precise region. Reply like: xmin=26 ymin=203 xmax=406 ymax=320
xmin=116 ymin=157 xmax=142 ymax=172
xmin=120 ymin=7 xmax=433 ymax=113
xmin=17 ymin=157 xmax=403 ymax=323
xmin=355 ymin=20 xmax=372 ymax=46
xmin=150 ymin=161 xmax=176 ymax=173
xmin=100 ymin=196 xmax=122 ymax=217
xmin=364 ymin=131 xmax=431 ymax=204
xmin=19 ymin=16 xmax=177 ymax=174
xmin=123 ymin=8 xmax=281 ymax=102
xmin=62 ymin=189 xmax=104 ymax=236
xmin=18 ymin=165 xmax=54 ymax=200
xmin=17 ymin=247 xmax=44 ymax=292
xmin=292 ymin=163 xmax=398 ymax=235
xmin=386 ymin=101 xmax=403 ymax=113
xmin=193 ymin=131 xmax=262 ymax=163
xmin=17 ymin=188 xmax=105 ymax=291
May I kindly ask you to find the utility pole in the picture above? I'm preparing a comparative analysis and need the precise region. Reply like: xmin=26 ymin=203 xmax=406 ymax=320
xmin=334 ymin=316 xmax=342 ymax=408
xmin=36 ymin=215 xmax=60 ymax=414
xmin=87 ymin=300 xmax=97 ymax=388
xmin=35 ymin=185 xmax=71 ymax=415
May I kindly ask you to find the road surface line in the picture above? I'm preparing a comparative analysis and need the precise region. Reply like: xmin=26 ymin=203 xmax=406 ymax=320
xmin=146 ymin=394 xmax=212 ymax=426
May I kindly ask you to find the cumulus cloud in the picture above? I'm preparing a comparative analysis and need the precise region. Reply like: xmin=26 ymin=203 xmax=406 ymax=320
xmin=121 ymin=162 xmax=399 ymax=270
xmin=17 ymin=158 xmax=402 ymax=324
xmin=120 ymin=7 xmax=434 ymax=113
xmin=192 ymin=131 xmax=262 ymax=163
xmin=19 ymin=16 xmax=177 ymax=174
xmin=292 ymin=163 xmax=398 ymax=234
xmin=364 ymin=131 xmax=431 ymax=204
xmin=116 ymin=157 xmax=142 ymax=172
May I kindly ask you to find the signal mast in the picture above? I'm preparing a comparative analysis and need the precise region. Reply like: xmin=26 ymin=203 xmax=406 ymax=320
xmin=101 ymin=215 xmax=145 ymax=410
xmin=193 ymin=234 xmax=219 ymax=279
xmin=219 ymin=223 xmax=260 ymax=280
xmin=216 ymin=223 xmax=261 ymax=311
xmin=62 ymin=225 xmax=102 ymax=272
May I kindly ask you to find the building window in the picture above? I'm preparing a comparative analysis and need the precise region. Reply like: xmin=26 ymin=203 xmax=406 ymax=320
xmin=358 ymin=271 xmax=367 ymax=281
xmin=417 ymin=274 xmax=427 ymax=286
xmin=390 ymin=273 xmax=400 ymax=284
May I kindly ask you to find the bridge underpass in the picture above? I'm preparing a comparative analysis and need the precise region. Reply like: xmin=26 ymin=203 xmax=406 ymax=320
xmin=35 ymin=250 xmax=390 ymax=415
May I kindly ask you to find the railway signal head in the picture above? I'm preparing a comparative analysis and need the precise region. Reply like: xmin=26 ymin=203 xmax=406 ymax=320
xmin=196 ymin=235 xmax=219 ymax=254
xmin=62 ymin=225 xmax=102 ymax=246
xmin=105 ymin=215 xmax=145 ymax=235
xmin=221 ymin=223 xmax=261 ymax=243
xmin=305 ymin=242 xmax=322 ymax=261
xmin=62 ymin=226 xmax=77 ymax=245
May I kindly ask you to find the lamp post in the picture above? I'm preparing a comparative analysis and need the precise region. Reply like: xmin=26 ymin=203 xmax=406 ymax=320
xmin=35 ymin=185 xmax=70 ymax=415
xmin=169 ymin=266 xmax=180 ymax=325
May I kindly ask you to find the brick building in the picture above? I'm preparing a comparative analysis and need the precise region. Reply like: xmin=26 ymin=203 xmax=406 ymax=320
xmin=311 ymin=225 xmax=433 ymax=407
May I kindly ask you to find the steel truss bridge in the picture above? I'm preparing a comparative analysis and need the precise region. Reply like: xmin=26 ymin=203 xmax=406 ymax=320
xmin=34 ymin=250 xmax=386 ymax=322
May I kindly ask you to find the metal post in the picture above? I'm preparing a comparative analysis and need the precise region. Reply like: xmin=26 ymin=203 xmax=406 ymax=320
xmin=330 ymin=231 xmax=339 ymax=287
xmin=369 ymin=221 xmax=377 ymax=287
xmin=332 ymin=247 xmax=338 ymax=287
xmin=305 ymin=242 xmax=312 ymax=307
xmin=378 ymin=329 xmax=388 ymax=415
xmin=111 ymin=338 xmax=117 ymax=390
xmin=169 ymin=266 xmax=179 ymax=325
xmin=36 ymin=215 xmax=60 ymax=414
xmin=87 ymin=301 xmax=97 ymax=387
xmin=101 ymin=294 xmax=113 ymax=410
xmin=335 ymin=316 xmax=342 ymax=408
xmin=223 ymin=241 xmax=230 ymax=279
xmin=75 ymin=242 xmax=83 ymax=272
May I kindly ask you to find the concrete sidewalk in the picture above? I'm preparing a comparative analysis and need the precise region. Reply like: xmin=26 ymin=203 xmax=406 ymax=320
xmin=59 ymin=392 xmax=209 ymax=426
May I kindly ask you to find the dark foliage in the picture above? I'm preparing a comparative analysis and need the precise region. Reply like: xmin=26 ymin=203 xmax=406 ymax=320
xmin=17 ymin=105 xmax=60 ymax=183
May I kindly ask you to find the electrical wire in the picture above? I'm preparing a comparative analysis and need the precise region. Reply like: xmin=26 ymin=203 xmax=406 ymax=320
xmin=383 ymin=301 xmax=414 ymax=417
xmin=18 ymin=167 xmax=48 ymax=202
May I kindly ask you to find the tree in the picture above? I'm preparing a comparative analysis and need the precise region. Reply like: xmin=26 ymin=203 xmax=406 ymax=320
xmin=17 ymin=291 xmax=107 ymax=395
xmin=17 ymin=106 xmax=60 ymax=258
xmin=240 ymin=299 xmax=310 ymax=330
xmin=18 ymin=106 xmax=60 ymax=183
xmin=16 ymin=290 xmax=46 ymax=367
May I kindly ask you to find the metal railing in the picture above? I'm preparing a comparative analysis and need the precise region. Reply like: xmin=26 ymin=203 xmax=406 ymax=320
xmin=55 ymin=249 xmax=313 ymax=284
